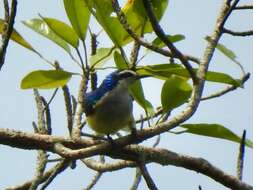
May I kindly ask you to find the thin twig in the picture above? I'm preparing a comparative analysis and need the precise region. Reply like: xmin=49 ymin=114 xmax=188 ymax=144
xmin=39 ymin=159 xmax=71 ymax=190
xmin=76 ymin=48 xmax=86 ymax=75
xmin=235 ymin=4 xmax=253 ymax=10
xmin=82 ymin=40 xmax=89 ymax=71
xmin=137 ymin=156 xmax=158 ymax=190
xmin=42 ymin=88 xmax=59 ymax=112
xmin=201 ymin=73 xmax=250 ymax=101
xmin=130 ymin=168 xmax=142 ymax=190
xmin=3 ymin=0 xmax=10 ymax=19
xmin=0 ymin=0 xmax=17 ymax=70
xmin=83 ymin=172 xmax=103 ymax=190
xmin=82 ymin=158 xmax=136 ymax=172
xmin=130 ymin=40 xmax=141 ymax=70
xmin=237 ymin=130 xmax=246 ymax=180
xmin=223 ymin=28 xmax=253 ymax=36
xmin=130 ymin=23 xmax=145 ymax=69
xmin=41 ymin=97 xmax=52 ymax=135
xmin=83 ymin=156 xmax=104 ymax=190
xmin=6 ymin=160 xmax=69 ymax=190
xmin=33 ymin=90 xmax=47 ymax=134
xmin=135 ymin=108 xmax=163 ymax=124
xmin=62 ymin=85 xmax=73 ymax=136
xmin=29 ymin=150 xmax=47 ymax=190
xmin=90 ymin=46 xmax=116 ymax=69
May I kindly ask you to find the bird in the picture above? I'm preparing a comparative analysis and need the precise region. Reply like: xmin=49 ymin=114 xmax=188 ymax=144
xmin=83 ymin=70 xmax=143 ymax=136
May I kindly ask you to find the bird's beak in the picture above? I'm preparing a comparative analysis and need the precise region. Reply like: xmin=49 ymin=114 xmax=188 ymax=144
xmin=136 ymin=74 xmax=150 ymax=80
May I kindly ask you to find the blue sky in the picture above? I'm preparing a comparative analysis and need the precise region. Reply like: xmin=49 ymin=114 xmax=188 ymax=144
xmin=0 ymin=0 xmax=253 ymax=189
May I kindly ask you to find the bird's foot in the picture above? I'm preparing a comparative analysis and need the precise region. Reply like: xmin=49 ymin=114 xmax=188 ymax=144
xmin=130 ymin=127 xmax=137 ymax=141
xmin=106 ymin=134 xmax=117 ymax=146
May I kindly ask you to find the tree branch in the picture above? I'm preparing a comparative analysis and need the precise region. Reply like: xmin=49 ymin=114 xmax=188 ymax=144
xmin=137 ymin=156 xmax=158 ymax=190
xmin=235 ymin=4 xmax=253 ymax=10
xmin=201 ymin=72 xmax=250 ymax=101
xmin=0 ymin=0 xmax=17 ymax=70
xmin=1 ymin=128 xmax=253 ymax=190
xmin=142 ymin=0 xmax=197 ymax=84
xmin=223 ymin=28 xmax=253 ymax=36
xmin=111 ymin=0 xmax=200 ymax=64
xmin=82 ymin=158 xmax=136 ymax=172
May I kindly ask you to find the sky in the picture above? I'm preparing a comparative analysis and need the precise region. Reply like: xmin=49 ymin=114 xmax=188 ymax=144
xmin=0 ymin=0 xmax=253 ymax=189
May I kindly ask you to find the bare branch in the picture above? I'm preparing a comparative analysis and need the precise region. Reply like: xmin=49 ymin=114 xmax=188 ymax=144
xmin=39 ymin=159 xmax=70 ymax=190
xmin=130 ymin=168 xmax=142 ymax=190
xmin=137 ymin=157 xmax=158 ymax=190
xmin=83 ymin=172 xmax=103 ymax=190
xmin=83 ymin=156 xmax=104 ymax=190
xmin=82 ymin=158 xmax=136 ymax=172
xmin=223 ymin=28 xmax=253 ymax=36
xmin=0 ymin=0 xmax=17 ymax=70
xmin=62 ymin=85 xmax=73 ymax=136
xmin=130 ymin=40 xmax=141 ymax=69
xmin=29 ymin=150 xmax=47 ymax=190
xmin=41 ymin=97 xmax=52 ymax=135
xmin=237 ymin=130 xmax=246 ymax=180
xmin=201 ymin=73 xmax=250 ymax=101
xmin=6 ymin=160 xmax=69 ymax=190
xmin=235 ymin=4 xmax=253 ymax=10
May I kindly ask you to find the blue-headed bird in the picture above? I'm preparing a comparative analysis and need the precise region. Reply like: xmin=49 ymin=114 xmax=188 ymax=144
xmin=84 ymin=70 xmax=143 ymax=136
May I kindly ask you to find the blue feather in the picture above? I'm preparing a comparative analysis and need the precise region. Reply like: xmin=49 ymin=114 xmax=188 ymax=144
xmin=84 ymin=71 xmax=119 ymax=115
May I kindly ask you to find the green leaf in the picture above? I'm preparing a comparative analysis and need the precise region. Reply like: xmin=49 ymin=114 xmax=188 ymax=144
xmin=0 ymin=19 xmax=36 ymax=52
xmin=205 ymin=36 xmax=244 ymax=72
xmin=87 ymin=0 xmax=168 ymax=46
xmin=23 ymin=19 xmax=71 ymax=53
xmin=113 ymin=51 xmax=128 ymax=69
xmin=137 ymin=64 xmax=241 ymax=86
xmin=86 ymin=0 xmax=128 ymax=46
xmin=123 ymin=0 xmax=169 ymax=34
xmin=42 ymin=17 xmax=79 ymax=48
xmin=90 ymin=47 xmax=115 ymax=68
xmin=21 ymin=70 xmax=73 ymax=89
xmin=177 ymin=123 xmax=253 ymax=149
xmin=152 ymin=34 xmax=185 ymax=48
xmin=205 ymin=36 xmax=236 ymax=61
xmin=161 ymin=75 xmax=192 ymax=111
xmin=63 ymin=0 xmax=90 ymax=40
xmin=130 ymin=80 xmax=154 ymax=115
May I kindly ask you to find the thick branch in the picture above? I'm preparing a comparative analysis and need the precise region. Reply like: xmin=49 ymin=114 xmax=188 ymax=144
xmin=122 ymin=145 xmax=253 ymax=190
xmin=1 ymin=128 xmax=253 ymax=190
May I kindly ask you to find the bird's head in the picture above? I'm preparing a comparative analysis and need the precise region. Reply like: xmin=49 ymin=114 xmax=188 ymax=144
xmin=100 ymin=69 xmax=143 ymax=90
xmin=115 ymin=69 xmax=140 ymax=86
